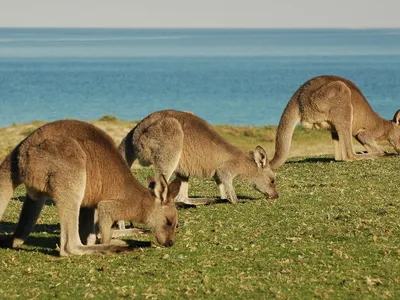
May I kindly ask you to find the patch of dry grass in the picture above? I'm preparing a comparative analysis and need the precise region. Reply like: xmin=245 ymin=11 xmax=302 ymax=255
xmin=0 ymin=118 xmax=395 ymax=163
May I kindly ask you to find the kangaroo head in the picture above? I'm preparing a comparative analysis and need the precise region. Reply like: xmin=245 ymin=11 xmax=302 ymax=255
xmin=389 ymin=109 xmax=400 ymax=154
xmin=248 ymin=146 xmax=279 ymax=199
xmin=147 ymin=175 xmax=181 ymax=247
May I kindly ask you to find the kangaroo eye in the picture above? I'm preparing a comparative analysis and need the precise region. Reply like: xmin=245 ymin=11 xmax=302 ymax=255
xmin=271 ymin=179 xmax=275 ymax=184
xmin=166 ymin=218 xmax=173 ymax=227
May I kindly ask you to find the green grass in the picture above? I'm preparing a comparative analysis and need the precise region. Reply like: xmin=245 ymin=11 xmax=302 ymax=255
xmin=1 ymin=155 xmax=400 ymax=299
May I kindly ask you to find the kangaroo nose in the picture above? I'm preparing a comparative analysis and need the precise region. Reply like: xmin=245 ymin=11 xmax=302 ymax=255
xmin=165 ymin=240 xmax=174 ymax=247
xmin=270 ymin=193 xmax=279 ymax=199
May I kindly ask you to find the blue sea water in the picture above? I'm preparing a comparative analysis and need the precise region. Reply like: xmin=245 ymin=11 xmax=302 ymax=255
xmin=0 ymin=28 xmax=400 ymax=127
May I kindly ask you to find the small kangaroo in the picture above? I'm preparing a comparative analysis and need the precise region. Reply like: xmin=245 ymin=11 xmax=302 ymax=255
xmin=270 ymin=75 xmax=400 ymax=169
xmin=0 ymin=120 xmax=181 ymax=256
xmin=118 ymin=110 xmax=278 ymax=205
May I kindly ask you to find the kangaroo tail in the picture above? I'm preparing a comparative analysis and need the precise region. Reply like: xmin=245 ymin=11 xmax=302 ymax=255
xmin=270 ymin=94 xmax=301 ymax=170
xmin=0 ymin=149 xmax=21 ymax=219
xmin=118 ymin=126 xmax=139 ymax=168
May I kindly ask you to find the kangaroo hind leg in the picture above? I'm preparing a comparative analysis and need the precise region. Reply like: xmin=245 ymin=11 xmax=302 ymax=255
xmin=0 ymin=194 xmax=45 ymax=248
xmin=0 ymin=152 xmax=21 ymax=220
xmin=354 ymin=130 xmax=386 ymax=159
xmin=79 ymin=207 xmax=97 ymax=245
xmin=51 ymin=168 xmax=88 ymax=255
xmin=331 ymin=113 xmax=356 ymax=161
xmin=142 ymin=117 xmax=184 ymax=182
xmin=172 ymin=175 xmax=211 ymax=206
xmin=330 ymin=132 xmax=342 ymax=161
xmin=175 ymin=175 xmax=217 ymax=206
xmin=173 ymin=175 xmax=191 ymax=204
xmin=138 ymin=117 xmax=184 ymax=192
xmin=314 ymin=81 xmax=356 ymax=161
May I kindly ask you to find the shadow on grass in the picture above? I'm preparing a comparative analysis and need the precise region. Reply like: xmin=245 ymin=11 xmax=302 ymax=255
xmin=0 ymin=232 xmax=152 ymax=257
xmin=237 ymin=195 xmax=260 ymax=201
xmin=287 ymin=157 xmax=336 ymax=164
xmin=287 ymin=152 xmax=398 ymax=165
xmin=176 ymin=195 xmax=261 ymax=208
xmin=23 ymin=236 xmax=61 ymax=256
xmin=0 ymin=221 xmax=60 ymax=234
xmin=26 ymin=236 xmax=151 ymax=251
xmin=0 ymin=234 xmax=60 ymax=256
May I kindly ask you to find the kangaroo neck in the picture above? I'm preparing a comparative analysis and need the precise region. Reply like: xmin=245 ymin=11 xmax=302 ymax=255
xmin=378 ymin=119 xmax=394 ymax=140
xmin=120 ymin=173 xmax=155 ymax=223
xmin=234 ymin=153 xmax=256 ymax=179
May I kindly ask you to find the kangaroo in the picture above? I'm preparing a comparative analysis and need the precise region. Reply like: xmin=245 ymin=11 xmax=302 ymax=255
xmin=270 ymin=75 xmax=400 ymax=169
xmin=118 ymin=110 xmax=278 ymax=205
xmin=0 ymin=120 xmax=181 ymax=256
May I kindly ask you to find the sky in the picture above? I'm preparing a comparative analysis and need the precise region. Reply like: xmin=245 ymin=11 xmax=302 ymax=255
xmin=0 ymin=0 xmax=399 ymax=28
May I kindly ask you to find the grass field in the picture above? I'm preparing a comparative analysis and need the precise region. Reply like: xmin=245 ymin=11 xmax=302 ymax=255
xmin=0 ymin=119 xmax=399 ymax=299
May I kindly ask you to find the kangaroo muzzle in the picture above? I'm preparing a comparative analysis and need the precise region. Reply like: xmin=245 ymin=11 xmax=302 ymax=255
xmin=269 ymin=192 xmax=279 ymax=199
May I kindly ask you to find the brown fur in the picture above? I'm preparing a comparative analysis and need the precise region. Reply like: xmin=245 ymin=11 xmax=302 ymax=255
xmin=270 ymin=75 xmax=400 ymax=169
xmin=0 ymin=120 xmax=180 ymax=256
xmin=118 ymin=110 xmax=278 ymax=205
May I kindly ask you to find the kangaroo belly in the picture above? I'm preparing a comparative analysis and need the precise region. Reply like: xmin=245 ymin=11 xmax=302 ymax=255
xmin=301 ymin=120 xmax=334 ymax=131
xmin=176 ymin=154 xmax=217 ymax=178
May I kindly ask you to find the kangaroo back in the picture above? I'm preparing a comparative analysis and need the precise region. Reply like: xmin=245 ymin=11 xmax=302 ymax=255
xmin=270 ymin=91 xmax=301 ymax=170
xmin=119 ymin=110 xmax=243 ymax=175
xmin=118 ymin=127 xmax=137 ymax=168
xmin=0 ymin=148 xmax=22 ymax=219
xmin=118 ymin=112 xmax=171 ymax=168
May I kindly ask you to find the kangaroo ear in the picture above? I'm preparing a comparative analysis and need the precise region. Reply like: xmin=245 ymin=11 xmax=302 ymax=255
xmin=166 ymin=177 xmax=181 ymax=205
xmin=153 ymin=175 xmax=168 ymax=203
xmin=253 ymin=145 xmax=268 ymax=168
xmin=393 ymin=109 xmax=400 ymax=125
xmin=147 ymin=175 xmax=156 ymax=190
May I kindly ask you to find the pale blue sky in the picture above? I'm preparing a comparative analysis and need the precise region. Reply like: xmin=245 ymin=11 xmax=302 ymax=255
xmin=0 ymin=0 xmax=399 ymax=28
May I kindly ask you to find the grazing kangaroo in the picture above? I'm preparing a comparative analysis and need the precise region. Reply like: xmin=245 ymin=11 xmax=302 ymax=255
xmin=0 ymin=120 xmax=181 ymax=256
xmin=118 ymin=110 xmax=278 ymax=205
xmin=270 ymin=75 xmax=400 ymax=169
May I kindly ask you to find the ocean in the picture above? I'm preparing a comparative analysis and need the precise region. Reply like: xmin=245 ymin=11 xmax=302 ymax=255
xmin=0 ymin=28 xmax=399 ymax=127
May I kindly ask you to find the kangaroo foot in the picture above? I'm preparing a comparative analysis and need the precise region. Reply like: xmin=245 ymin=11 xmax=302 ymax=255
xmin=110 ymin=239 xmax=129 ymax=246
xmin=175 ymin=196 xmax=229 ymax=207
xmin=354 ymin=153 xmax=384 ymax=160
xmin=61 ymin=243 xmax=131 ymax=256
xmin=174 ymin=195 xmax=197 ymax=208
xmin=111 ymin=228 xmax=151 ymax=238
